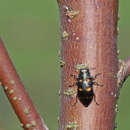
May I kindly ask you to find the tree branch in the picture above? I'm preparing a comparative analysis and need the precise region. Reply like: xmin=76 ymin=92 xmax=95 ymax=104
xmin=0 ymin=38 xmax=48 ymax=130
xmin=58 ymin=0 xmax=119 ymax=129
xmin=117 ymin=57 xmax=130 ymax=87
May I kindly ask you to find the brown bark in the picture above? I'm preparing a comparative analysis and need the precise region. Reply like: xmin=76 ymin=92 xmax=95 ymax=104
xmin=58 ymin=0 xmax=119 ymax=130
xmin=0 ymin=38 xmax=48 ymax=130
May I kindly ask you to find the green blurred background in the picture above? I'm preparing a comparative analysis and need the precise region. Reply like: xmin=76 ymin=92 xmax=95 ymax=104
xmin=0 ymin=0 xmax=129 ymax=130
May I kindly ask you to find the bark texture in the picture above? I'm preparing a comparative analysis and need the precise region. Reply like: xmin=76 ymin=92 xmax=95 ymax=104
xmin=0 ymin=38 xmax=48 ymax=130
xmin=58 ymin=0 xmax=119 ymax=130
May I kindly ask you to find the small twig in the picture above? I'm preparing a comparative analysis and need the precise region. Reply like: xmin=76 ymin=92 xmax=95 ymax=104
xmin=0 ymin=38 xmax=48 ymax=130
xmin=117 ymin=57 xmax=130 ymax=88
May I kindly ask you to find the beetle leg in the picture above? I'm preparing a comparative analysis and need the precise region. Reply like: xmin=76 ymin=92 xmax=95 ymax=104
xmin=70 ymin=74 xmax=78 ymax=80
xmin=93 ymin=93 xmax=99 ymax=105
xmin=67 ymin=73 xmax=77 ymax=87
xmin=68 ymin=82 xmax=76 ymax=87
xmin=94 ymin=73 xmax=101 ymax=79
xmin=69 ymin=73 xmax=78 ymax=87
xmin=94 ymin=82 xmax=103 ymax=87
xmin=72 ymin=95 xmax=78 ymax=106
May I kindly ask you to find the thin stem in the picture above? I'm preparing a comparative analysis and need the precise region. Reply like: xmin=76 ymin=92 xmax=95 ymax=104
xmin=0 ymin=38 xmax=48 ymax=130
xmin=117 ymin=57 xmax=130 ymax=87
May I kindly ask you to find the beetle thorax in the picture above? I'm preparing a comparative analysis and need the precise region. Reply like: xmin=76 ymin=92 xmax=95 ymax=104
xmin=82 ymin=80 xmax=89 ymax=90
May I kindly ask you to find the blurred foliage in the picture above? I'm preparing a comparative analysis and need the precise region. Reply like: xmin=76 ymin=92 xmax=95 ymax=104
xmin=0 ymin=0 xmax=129 ymax=130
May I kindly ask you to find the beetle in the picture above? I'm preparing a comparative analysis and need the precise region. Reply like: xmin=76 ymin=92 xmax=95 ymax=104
xmin=71 ymin=67 xmax=102 ymax=107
